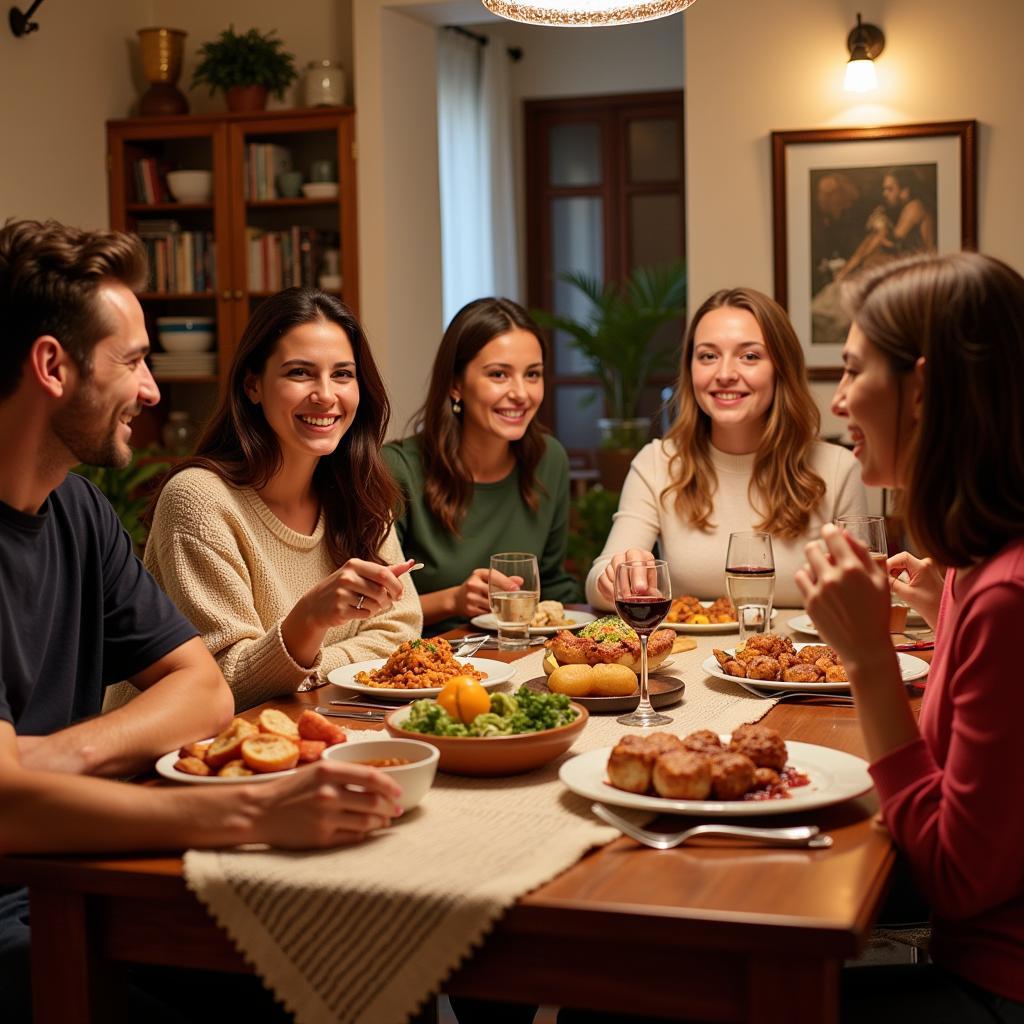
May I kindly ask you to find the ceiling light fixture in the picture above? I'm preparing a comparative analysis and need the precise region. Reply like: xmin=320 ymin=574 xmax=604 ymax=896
xmin=480 ymin=0 xmax=698 ymax=28
xmin=844 ymin=13 xmax=885 ymax=93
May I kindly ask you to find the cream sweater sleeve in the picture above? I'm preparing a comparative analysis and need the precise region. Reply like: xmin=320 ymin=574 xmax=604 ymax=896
xmin=144 ymin=480 xmax=321 ymax=711
xmin=584 ymin=442 xmax=667 ymax=609
xmin=315 ymin=526 xmax=422 ymax=680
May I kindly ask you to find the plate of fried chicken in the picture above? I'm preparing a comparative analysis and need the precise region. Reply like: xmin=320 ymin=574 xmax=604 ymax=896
xmin=703 ymin=633 xmax=928 ymax=693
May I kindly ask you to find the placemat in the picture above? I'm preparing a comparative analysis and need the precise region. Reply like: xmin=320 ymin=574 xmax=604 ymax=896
xmin=184 ymin=622 xmax=783 ymax=1024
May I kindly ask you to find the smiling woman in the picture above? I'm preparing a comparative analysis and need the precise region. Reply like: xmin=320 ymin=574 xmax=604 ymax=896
xmin=105 ymin=288 xmax=422 ymax=713
xmin=587 ymin=287 xmax=868 ymax=610
xmin=384 ymin=297 xmax=581 ymax=634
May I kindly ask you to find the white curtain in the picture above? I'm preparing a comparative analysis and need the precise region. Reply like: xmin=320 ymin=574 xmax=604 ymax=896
xmin=437 ymin=29 xmax=520 ymax=326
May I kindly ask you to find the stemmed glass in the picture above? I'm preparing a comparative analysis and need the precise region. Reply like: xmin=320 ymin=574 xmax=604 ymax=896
xmin=725 ymin=532 xmax=775 ymax=642
xmin=614 ymin=559 xmax=673 ymax=727
xmin=835 ymin=515 xmax=906 ymax=632
xmin=488 ymin=553 xmax=539 ymax=651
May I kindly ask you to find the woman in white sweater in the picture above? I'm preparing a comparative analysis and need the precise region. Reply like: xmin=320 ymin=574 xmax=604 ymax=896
xmin=129 ymin=289 xmax=421 ymax=711
xmin=588 ymin=287 xmax=866 ymax=610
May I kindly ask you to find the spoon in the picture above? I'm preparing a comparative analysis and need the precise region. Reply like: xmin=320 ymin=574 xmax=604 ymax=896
xmin=591 ymin=803 xmax=833 ymax=850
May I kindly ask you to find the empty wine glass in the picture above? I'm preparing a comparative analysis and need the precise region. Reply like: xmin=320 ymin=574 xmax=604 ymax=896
xmin=614 ymin=559 xmax=673 ymax=728
xmin=835 ymin=515 xmax=906 ymax=631
xmin=488 ymin=553 xmax=539 ymax=651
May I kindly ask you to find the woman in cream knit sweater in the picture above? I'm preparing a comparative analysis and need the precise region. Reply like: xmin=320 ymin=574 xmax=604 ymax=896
xmin=588 ymin=287 xmax=866 ymax=609
xmin=115 ymin=289 xmax=420 ymax=712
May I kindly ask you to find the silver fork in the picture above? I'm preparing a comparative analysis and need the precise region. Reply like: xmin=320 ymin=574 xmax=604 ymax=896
xmin=736 ymin=681 xmax=856 ymax=703
xmin=591 ymin=803 xmax=833 ymax=849
xmin=454 ymin=635 xmax=492 ymax=658
xmin=314 ymin=705 xmax=386 ymax=722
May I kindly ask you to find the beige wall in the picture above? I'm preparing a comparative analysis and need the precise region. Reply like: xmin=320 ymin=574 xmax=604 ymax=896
xmin=0 ymin=0 xmax=147 ymax=226
xmin=152 ymin=0 xmax=353 ymax=113
xmin=685 ymin=0 xmax=1024 ymax=302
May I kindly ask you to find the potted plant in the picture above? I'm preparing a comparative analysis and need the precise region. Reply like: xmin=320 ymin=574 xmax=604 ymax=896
xmin=191 ymin=26 xmax=297 ymax=112
xmin=534 ymin=262 xmax=687 ymax=490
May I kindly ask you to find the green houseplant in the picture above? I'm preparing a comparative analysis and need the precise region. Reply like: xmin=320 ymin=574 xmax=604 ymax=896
xmin=534 ymin=262 xmax=686 ymax=489
xmin=191 ymin=26 xmax=297 ymax=112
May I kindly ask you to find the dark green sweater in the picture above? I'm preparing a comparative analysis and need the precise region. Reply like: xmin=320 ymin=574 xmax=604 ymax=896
xmin=382 ymin=434 xmax=582 ymax=634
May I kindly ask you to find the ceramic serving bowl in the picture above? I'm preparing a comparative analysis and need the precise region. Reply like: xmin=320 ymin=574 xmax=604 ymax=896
xmin=384 ymin=702 xmax=588 ymax=777
xmin=301 ymin=181 xmax=338 ymax=200
xmin=166 ymin=169 xmax=213 ymax=203
xmin=156 ymin=315 xmax=215 ymax=352
xmin=321 ymin=737 xmax=439 ymax=811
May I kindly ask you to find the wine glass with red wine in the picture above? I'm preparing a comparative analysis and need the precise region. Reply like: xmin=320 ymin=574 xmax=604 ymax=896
xmin=725 ymin=532 xmax=775 ymax=643
xmin=614 ymin=559 xmax=673 ymax=727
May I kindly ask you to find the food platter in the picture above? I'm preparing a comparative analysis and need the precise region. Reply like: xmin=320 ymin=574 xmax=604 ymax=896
xmin=327 ymin=657 xmax=514 ymax=701
xmin=701 ymin=642 xmax=929 ymax=693
xmin=154 ymin=743 xmax=299 ymax=785
xmin=523 ymin=674 xmax=685 ymax=714
xmin=470 ymin=609 xmax=596 ymax=635
xmin=559 ymin=741 xmax=873 ymax=816
xmin=663 ymin=605 xmax=776 ymax=635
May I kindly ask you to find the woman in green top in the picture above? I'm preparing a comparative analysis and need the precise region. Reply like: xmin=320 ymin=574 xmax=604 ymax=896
xmin=384 ymin=297 xmax=581 ymax=634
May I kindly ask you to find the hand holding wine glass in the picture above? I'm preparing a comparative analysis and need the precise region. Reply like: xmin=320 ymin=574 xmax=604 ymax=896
xmin=614 ymin=559 xmax=673 ymax=728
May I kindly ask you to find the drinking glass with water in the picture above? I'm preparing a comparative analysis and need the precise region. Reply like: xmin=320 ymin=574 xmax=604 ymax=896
xmin=488 ymin=553 xmax=539 ymax=650
xmin=725 ymin=532 xmax=775 ymax=642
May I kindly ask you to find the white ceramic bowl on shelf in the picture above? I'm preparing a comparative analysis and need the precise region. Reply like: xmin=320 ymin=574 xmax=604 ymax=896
xmin=166 ymin=170 xmax=213 ymax=203
xmin=156 ymin=316 xmax=215 ymax=353
xmin=301 ymin=181 xmax=338 ymax=200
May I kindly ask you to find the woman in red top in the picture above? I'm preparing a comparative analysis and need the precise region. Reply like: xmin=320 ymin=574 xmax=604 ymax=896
xmin=796 ymin=252 xmax=1024 ymax=1022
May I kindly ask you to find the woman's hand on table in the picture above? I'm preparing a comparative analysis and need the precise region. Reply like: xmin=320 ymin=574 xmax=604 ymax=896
xmin=282 ymin=559 xmax=413 ymax=668
xmin=888 ymin=551 xmax=943 ymax=628
xmin=249 ymin=760 xmax=403 ymax=849
xmin=596 ymin=549 xmax=657 ymax=604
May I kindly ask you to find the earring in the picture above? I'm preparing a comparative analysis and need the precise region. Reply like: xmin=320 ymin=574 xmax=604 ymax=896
xmin=451 ymin=397 xmax=462 ymax=414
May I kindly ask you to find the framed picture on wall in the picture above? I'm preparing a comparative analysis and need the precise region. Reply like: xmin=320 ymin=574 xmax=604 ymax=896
xmin=771 ymin=120 xmax=977 ymax=378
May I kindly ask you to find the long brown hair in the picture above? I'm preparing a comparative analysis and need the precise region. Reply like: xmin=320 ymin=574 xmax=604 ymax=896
xmin=411 ymin=297 xmax=548 ymax=535
xmin=845 ymin=252 xmax=1024 ymax=567
xmin=149 ymin=288 xmax=400 ymax=566
xmin=662 ymin=288 xmax=825 ymax=539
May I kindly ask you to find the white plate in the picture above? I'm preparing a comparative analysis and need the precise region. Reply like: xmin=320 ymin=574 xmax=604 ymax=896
xmin=326 ymin=656 xmax=515 ymax=700
xmin=663 ymin=605 xmax=776 ymax=635
xmin=701 ymin=642 xmax=929 ymax=693
xmin=787 ymin=614 xmax=818 ymax=636
xmin=560 ymin=741 xmax=873 ymax=817
xmin=155 ymin=743 xmax=299 ymax=785
xmin=470 ymin=609 xmax=597 ymax=635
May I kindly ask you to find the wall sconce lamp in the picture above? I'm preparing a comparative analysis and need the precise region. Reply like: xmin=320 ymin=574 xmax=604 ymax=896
xmin=8 ymin=0 xmax=45 ymax=37
xmin=844 ymin=13 xmax=885 ymax=93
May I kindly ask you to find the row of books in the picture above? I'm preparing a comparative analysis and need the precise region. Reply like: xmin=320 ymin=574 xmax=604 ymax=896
xmin=245 ymin=143 xmax=292 ymax=200
xmin=133 ymin=157 xmax=170 ymax=204
xmin=246 ymin=227 xmax=333 ymax=292
xmin=137 ymin=221 xmax=216 ymax=294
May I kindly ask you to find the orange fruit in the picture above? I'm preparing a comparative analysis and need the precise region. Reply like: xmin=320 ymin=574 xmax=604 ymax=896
xmin=437 ymin=675 xmax=491 ymax=724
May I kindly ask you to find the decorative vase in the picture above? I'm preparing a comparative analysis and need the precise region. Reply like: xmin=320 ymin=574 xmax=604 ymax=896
xmin=304 ymin=60 xmax=345 ymax=107
xmin=225 ymin=85 xmax=268 ymax=112
xmin=137 ymin=28 xmax=189 ymax=116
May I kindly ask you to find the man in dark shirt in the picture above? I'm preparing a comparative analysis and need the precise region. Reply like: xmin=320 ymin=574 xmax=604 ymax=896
xmin=0 ymin=219 xmax=402 ymax=1019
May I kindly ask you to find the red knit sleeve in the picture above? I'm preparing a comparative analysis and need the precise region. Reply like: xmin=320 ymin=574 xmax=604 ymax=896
xmin=869 ymin=579 xmax=1024 ymax=920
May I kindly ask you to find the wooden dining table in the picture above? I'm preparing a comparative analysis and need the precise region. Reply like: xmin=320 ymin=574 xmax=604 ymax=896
xmin=0 ymin=620 xmax=927 ymax=1024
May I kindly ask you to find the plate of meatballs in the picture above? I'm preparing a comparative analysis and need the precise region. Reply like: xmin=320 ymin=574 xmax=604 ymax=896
xmin=559 ymin=724 xmax=873 ymax=816
xmin=704 ymin=633 xmax=928 ymax=693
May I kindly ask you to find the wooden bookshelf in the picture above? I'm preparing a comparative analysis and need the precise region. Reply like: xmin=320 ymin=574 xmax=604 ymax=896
xmin=107 ymin=108 xmax=359 ymax=448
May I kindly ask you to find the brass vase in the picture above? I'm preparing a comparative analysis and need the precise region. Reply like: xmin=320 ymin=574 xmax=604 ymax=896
xmin=137 ymin=28 xmax=189 ymax=116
